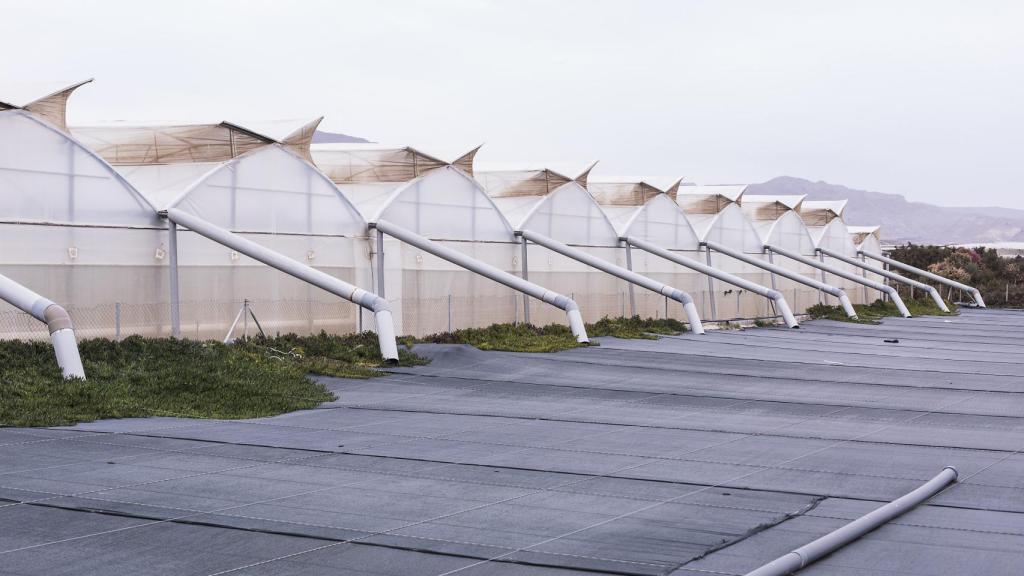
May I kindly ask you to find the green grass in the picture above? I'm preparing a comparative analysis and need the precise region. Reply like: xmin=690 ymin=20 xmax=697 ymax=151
xmin=806 ymin=298 xmax=956 ymax=324
xmin=0 ymin=332 xmax=425 ymax=427
xmin=418 ymin=316 xmax=687 ymax=353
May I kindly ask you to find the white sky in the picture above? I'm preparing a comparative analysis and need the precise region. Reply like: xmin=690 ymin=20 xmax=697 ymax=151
xmin=2 ymin=0 xmax=1022 ymax=208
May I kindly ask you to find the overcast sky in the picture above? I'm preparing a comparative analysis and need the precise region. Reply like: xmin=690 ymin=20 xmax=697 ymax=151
xmin=2 ymin=0 xmax=1021 ymax=208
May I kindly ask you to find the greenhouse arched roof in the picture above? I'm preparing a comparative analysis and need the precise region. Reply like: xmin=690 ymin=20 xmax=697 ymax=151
xmin=484 ymin=175 xmax=619 ymax=246
xmin=124 ymin=144 xmax=367 ymax=237
xmin=314 ymin=144 xmax=511 ymax=242
xmin=692 ymin=202 xmax=764 ymax=253
xmin=603 ymin=193 xmax=700 ymax=251
xmin=0 ymin=109 xmax=157 ymax=227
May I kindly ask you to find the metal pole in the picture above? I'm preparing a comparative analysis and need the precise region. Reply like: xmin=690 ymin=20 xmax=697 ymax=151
xmin=115 ymin=302 xmax=121 ymax=341
xmin=769 ymin=244 xmax=910 ymax=317
xmin=705 ymin=246 xmax=718 ymax=321
xmin=447 ymin=294 xmax=452 ymax=332
xmin=168 ymin=221 xmax=181 ymax=338
xmin=166 ymin=209 xmax=399 ymax=360
xmin=519 ymin=230 xmax=704 ymax=333
xmin=861 ymin=250 xmax=985 ymax=307
xmin=521 ymin=236 xmax=531 ymax=325
xmin=708 ymin=242 xmax=857 ymax=319
xmin=375 ymin=220 xmax=588 ymax=342
xmin=629 ymin=237 xmax=796 ymax=328
xmin=624 ymin=242 xmax=637 ymax=317
xmin=376 ymin=228 xmax=386 ymax=299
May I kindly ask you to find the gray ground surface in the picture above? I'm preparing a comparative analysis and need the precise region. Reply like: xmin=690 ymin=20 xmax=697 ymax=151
xmin=2 ymin=307 xmax=1023 ymax=575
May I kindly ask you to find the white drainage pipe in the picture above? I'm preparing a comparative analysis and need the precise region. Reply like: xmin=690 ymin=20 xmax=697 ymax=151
xmin=766 ymin=244 xmax=912 ymax=318
xmin=166 ymin=209 xmax=399 ymax=362
xmin=625 ymin=236 xmax=798 ymax=328
xmin=860 ymin=250 xmax=985 ymax=308
xmin=745 ymin=466 xmax=958 ymax=576
xmin=817 ymin=247 xmax=949 ymax=313
xmin=0 ymin=273 xmax=85 ymax=379
xmin=704 ymin=240 xmax=857 ymax=320
xmin=520 ymin=230 xmax=705 ymax=334
xmin=374 ymin=220 xmax=589 ymax=343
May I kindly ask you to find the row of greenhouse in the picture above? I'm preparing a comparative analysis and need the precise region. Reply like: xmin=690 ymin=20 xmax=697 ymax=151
xmin=0 ymin=80 xmax=985 ymax=375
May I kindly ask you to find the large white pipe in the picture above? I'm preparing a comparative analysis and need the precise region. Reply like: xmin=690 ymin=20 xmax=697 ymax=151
xmin=817 ymin=247 xmax=949 ymax=313
xmin=165 ymin=209 xmax=399 ymax=362
xmin=703 ymin=240 xmax=858 ymax=319
xmin=625 ymin=236 xmax=798 ymax=328
xmin=745 ymin=466 xmax=958 ymax=576
xmin=766 ymin=244 xmax=912 ymax=318
xmin=374 ymin=220 xmax=589 ymax=342
xmin=520 ymin=230 xmax=704 ymax=334
xmin=861 ymin=250 xmax=986 ymax=307
xmin=0 ymin=273 xmax=85 ymax=379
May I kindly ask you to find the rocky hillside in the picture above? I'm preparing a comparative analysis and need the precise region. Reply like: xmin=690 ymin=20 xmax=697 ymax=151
xmin=747 ymin=176 xmax=1024 ymax=244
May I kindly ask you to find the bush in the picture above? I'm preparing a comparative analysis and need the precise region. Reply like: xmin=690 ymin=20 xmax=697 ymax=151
xmin=0 ymin=332 xmax=427 ymax=427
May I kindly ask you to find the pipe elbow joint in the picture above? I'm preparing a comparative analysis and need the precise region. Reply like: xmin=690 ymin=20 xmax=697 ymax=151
xmin=765 ymin=289 xmax=784 ymax=301
xmin=42 ymin=303 xmax=74 ymax=334
xmin=561 ymin=297 xmax=579 ymax=312
xmin=666 ymin=288 xmax=693 ymax=305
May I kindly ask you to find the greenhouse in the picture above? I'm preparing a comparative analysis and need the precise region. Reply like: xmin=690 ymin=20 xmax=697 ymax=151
xmin=591 ymin=183 xmax=711 ymax=320
xmin=312 ymin=145 xmax=587 ymax=339
xmin=63 ymin=117 xmax=389 ymax=342
xmin=476 ymin=166 xmax=701 ymax=330
xmin=737 ymin=194 xmax=847 ymax=309
xmin=674 ymin=186 xmax=782 ymax=320
xmin=0 ymin=104 xmax=164 ymax=342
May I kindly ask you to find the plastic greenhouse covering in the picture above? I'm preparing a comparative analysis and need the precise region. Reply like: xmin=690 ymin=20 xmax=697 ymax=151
xmin=482 ymin=174 xmax=629 ymax=324
xmin=599 ymin=193 xmax=714 ymax=320
xmin=313 ymin=145 xmax=521 ymax=336
xmin=1 ymin=84 xmax=901 ymax=341
xmin=676 ymin=184 xmax=747 ymax=215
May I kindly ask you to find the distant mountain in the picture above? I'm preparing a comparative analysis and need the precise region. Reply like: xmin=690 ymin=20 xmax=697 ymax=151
xmin=747 ymin=176 xmax=1024 ymax=245
xmin=312 ymin=130 xmax=370 ymax=144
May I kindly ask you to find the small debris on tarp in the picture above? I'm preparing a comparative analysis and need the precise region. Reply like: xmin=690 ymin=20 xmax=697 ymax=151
xmin=884 ymin=338 xmax=900 ymax=343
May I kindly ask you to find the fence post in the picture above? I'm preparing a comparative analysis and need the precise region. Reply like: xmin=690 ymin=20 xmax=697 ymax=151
xmin=168 ymin=221 xmax=181 ymax=337
xmin=115 ymin=302 xmax=121 ymax=341
xmin=520 ymin=236 xmax=530 ymax=325
xmin=243 ymin=299 xmax=249 ymax=338
xmin=448 ymin=294 xmax=452 ymax=332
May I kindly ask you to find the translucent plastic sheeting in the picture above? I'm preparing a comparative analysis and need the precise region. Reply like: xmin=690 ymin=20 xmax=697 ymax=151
xmin=312 ymin=143 xmax=478 ymax=183
xmin=799 ymin=199 xmax=848 ymax=227
xmin=676 ymin=184 xmax=747 ymax=214
xmin=740 ymin=195 xmax=807 ymax=221
xmin=807 ymin=219 xmax=873 ymax=303
xmin=491 ymin=182 xmax=621 ymax=247
xmin=696 ymin=203 xmax=765 ymax=254
xmin=850 ymin=226 xmax=883 ymax=255
xmin=73 ymin=123 xmax=272 ymax=165
xmin=0 ymin=79 xmax=93 ymax=131
xmin=603 ymin=194 xmax=701 ymax=251
xmin=367 ymin=166 xmax=515 ymax=242
xmin=476 ymin=167 xmax=573 ymax=198
xmin=0 ymin=110 xmax=157 ymax=226
xmin=748 ymin=211 xmax=829 ymax=308
xmin=588 ymin=179 xmax=673 ymax=206
xmin=167 ymin=145 xmax=366 ymax=237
